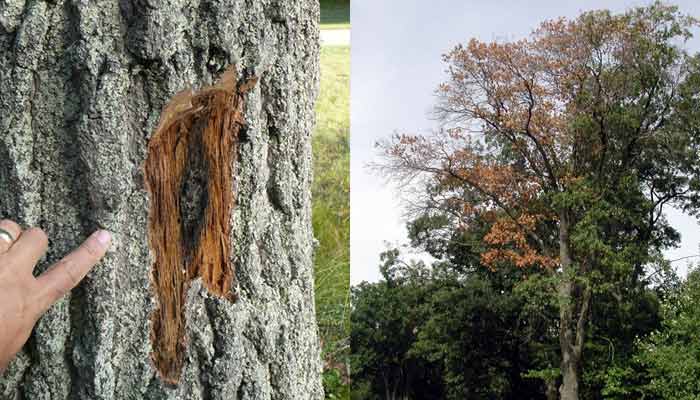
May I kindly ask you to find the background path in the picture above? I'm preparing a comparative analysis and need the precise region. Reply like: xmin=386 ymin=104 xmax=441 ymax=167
xmin=321 ymin=29 xmax=351 ymax=46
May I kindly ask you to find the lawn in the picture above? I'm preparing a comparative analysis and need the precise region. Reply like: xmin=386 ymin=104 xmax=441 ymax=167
xmin=320 ymin=0 xmax=350 ymax=30
xmin=313 ymin=44 xmax=350 ymax=399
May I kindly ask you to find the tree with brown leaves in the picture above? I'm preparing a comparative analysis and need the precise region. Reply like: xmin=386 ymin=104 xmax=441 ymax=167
xmin=379 ymin=3 xmax=700 ymax=399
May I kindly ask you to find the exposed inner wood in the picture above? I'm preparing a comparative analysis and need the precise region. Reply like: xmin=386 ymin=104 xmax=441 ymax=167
xmin=144 ymin=66 xmax=257 ymax=384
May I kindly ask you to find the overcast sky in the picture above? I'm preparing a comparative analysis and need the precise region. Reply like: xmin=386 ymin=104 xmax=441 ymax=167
xmin=350 ymin=0 xmax=700 ymax=284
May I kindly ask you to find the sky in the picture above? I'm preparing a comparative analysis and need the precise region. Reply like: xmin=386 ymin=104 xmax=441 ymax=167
xmin=350 ymin=0 xmax=700 ymax=284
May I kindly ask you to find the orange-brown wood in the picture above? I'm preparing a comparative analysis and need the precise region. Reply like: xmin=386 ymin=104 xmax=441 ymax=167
xmin=144 ymin=66 xmax=257 ymax=384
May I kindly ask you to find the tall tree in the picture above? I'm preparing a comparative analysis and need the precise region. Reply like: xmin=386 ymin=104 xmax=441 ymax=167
xmin=379 ymin=3 xmax=700 ymax=399
xmin=0 ymin=0 xmax=323 ymax=399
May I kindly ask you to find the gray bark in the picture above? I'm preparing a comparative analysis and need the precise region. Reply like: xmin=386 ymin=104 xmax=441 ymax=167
xmin=0 ymin=0 xmax=323 ymax=399
xmin=558 ymin=214 xmax=579 ymax=400
xmin=557 ymin=212 xmax=589 ymax=400
xmin=545 ymin=379 xmax=558 ymax=400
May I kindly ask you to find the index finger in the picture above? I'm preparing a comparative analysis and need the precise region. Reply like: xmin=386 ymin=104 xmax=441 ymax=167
xmin=35 ymin=230 xmax=111 ymax=311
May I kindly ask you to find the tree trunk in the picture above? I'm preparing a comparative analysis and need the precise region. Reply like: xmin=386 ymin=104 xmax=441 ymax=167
xmin=559 ymin=346 xmax=579 ymax=400
xmin=558 ymin=212 xmax=590 ymax=400
xmin=382 ymin=372 xmax=390 ymax=400
xmin=0 ymin=0 xmax=323 ymax=399
xmin=545 ymin=379 xmax=558 ymax=400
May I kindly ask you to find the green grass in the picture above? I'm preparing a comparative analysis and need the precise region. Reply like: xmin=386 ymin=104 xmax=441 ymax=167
xmin=320 ymin=0 xmax=350 ymax=30
xmin=313 ymin=45 xmax=350 ymax=399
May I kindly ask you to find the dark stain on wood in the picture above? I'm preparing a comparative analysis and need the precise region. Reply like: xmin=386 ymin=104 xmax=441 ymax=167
xmin=144 ymin=65 xmax=257 ymax=384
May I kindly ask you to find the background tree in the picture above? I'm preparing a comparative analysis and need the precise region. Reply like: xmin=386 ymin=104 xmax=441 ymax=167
xmin=378 ymin=3 xmax=700 ymax=399
xmin=351 ymin=247 xmax=553 ymax=400
xmin=0 ymin=0 xmax=323 ymax=398
xmin=350 ymin=229 xmax=671 ymax=399
xmin=350 ymin=251 xmax=445 ymax=400
xmin=604 ymin=265 xmax=700 ymax=399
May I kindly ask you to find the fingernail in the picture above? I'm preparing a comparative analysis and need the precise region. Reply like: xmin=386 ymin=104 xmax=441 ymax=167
xmin=95 ymin=230 xmax=112 ymax=246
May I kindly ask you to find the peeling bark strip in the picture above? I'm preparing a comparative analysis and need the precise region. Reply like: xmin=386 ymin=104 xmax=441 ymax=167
xmin=144 ymin=66 xmax=257 ymax=384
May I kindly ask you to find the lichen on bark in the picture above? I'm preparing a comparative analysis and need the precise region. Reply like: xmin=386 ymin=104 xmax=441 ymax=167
xmin=0 ymin=0 xmax=323 ymax=398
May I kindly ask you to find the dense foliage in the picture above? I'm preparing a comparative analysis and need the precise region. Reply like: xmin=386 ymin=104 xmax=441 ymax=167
xmin=603 ymin=267 xmax=700 ymax=399
xmin=319 ymin=0 xmax=350 ymax=30
xmin=351 ymin=232 xmax=698 ymax=399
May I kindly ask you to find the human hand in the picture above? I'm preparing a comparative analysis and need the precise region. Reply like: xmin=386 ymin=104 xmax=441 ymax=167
xmin=0 ymin=220 xmax=111 ymax=373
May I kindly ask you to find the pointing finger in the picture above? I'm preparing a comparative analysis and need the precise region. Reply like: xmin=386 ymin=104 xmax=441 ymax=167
xmin=36 ymin=230 xmax=111 ymax=311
